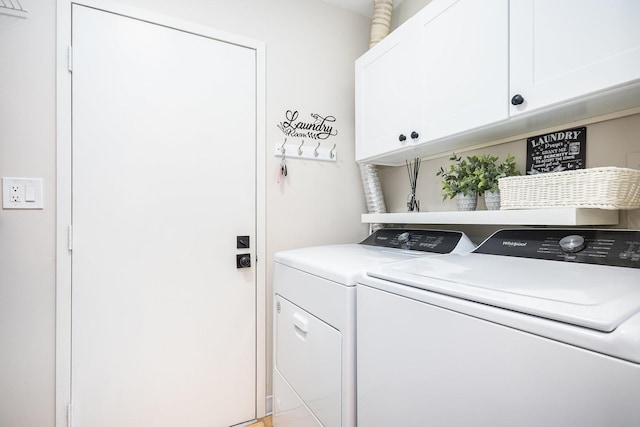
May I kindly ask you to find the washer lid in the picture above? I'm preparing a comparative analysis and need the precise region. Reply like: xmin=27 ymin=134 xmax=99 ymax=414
xmin=366 ymin=253 xmax=640 ymax=332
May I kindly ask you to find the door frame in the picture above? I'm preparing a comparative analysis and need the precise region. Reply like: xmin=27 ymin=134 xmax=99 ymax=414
xmin=55 ymin=1 xmax=267 ymax=425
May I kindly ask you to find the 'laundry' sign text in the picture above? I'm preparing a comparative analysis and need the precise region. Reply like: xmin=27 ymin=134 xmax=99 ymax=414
xmin=278 ymin=110 xmax=338 ymax=140
xmin=526 ymin=126 xmax=586 ymax=174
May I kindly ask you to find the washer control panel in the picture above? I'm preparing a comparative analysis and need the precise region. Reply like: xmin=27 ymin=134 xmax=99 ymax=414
xmin=360 ymin=228 xmax=463 ymax=254
xmin=475 ymin=229 xmax=640 ymax=268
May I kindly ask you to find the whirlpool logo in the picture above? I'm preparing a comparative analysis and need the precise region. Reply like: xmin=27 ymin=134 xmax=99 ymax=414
xmin=502 ymin=241 xmax=528 ymax=247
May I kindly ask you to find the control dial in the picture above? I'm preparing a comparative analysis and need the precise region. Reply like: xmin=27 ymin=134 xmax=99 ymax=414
xmin=559 ymin=235 xmax=586 ymax=253
xmin=397 ymin=232 xmax=411 ymax=244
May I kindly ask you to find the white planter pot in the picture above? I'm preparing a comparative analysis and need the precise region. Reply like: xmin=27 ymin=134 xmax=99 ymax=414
xmin=485 ymin=191 xmax=501 ymax=210
xmin=456 ymin=194 xmax=477 ymax=211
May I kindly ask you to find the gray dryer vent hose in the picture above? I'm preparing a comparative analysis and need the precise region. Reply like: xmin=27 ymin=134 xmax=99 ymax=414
xmin=360 ymin=0 xmax=393 ymax=231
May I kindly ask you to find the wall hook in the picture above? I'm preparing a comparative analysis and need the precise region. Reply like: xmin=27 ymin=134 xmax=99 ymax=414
xmin=273 ymin=139 xmax=336 ymax=162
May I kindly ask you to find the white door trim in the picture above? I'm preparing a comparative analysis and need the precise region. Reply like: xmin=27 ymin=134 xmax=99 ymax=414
xmin=55 ymin=2 xmax=266 ymax=425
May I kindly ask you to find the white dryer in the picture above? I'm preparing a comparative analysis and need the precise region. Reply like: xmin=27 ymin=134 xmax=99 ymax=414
xmin=272 ymin=228 xmax=475 ymax=427
xmin=357 ymin=228 xmax=640 ymax=427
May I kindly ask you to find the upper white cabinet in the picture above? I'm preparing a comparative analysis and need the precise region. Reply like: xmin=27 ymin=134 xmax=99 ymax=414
xmin=356 ymin=0 xmax=509 ymax=161
xmin=416 ymin=0 xmax=508 ymax=143
xmin=356 ymin=0 xmax=640 ymax=165
xmin=355 ymin=23 xmax=417 ymax=160
xmin=510 ymin=0 xmax=640 ymax=116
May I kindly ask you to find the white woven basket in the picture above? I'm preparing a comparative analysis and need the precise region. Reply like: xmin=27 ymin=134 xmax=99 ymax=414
xmin=498 ymin=167 xmax=640 ymax=210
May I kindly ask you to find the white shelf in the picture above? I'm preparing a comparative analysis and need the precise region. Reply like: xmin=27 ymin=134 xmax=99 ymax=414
xmin=362 ymin=208 xmax=619 ymax=226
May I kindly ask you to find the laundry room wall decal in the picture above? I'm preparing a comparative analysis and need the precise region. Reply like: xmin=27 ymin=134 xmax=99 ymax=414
xmin=274 ymin=110 xmax=339 ymax=162
xmin=277 ymin=110 xmax=338 ymax=140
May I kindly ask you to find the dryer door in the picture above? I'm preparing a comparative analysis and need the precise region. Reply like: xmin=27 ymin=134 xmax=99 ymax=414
xmin=275 ymin=295 xmax=341 ymax=427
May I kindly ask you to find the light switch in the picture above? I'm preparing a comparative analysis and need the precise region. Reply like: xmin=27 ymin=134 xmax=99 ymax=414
xmin=25 ymin=185 xmax=36 ymax=202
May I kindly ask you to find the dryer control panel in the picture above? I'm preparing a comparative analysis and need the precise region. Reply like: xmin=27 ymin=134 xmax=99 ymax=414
xmin=475 ymin=229 xmax=640 ymax=268
xmin=360 ymin=229 xmax=465 ymax=254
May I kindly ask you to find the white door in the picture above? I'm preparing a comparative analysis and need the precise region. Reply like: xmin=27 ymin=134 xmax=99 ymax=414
xmin=510 ymin=0 xmax=640 ymax=115
xmin=71 ymin=5 xmax=256 ymax=427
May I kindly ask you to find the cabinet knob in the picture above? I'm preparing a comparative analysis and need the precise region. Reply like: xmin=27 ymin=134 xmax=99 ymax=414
xmin=511 ymin=94 xmax=525 ymax=105
xmin=399 ymin=134 xmax=407 ymax=142
xmin=410 ymin=131 xmax=419 ymax=139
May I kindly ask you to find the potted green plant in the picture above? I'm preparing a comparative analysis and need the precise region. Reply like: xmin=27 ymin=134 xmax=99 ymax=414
xmin=436 ymin=154 xmax=482 ymax=211
xmin=476 ymin=154 xmax=520 ymax=210
xmin=437 ymin=153 xmax=520 ymax=211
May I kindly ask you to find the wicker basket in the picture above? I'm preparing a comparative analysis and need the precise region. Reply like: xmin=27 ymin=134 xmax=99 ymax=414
xmin=498 ymin=167 xmax=640 ymax=210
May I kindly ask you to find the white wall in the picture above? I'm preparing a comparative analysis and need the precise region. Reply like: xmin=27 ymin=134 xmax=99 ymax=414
xmin=0 ymin=4 xmax=57 ymax=427
xmin=0 ymin=1 xmax=370 ymax=426
xmin=391 ymin=0 xmax=432 ymax=29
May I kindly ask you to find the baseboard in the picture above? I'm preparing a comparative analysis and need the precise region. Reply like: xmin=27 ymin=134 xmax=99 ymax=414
xmin=266 ymin=395 xmax=273 ymax=415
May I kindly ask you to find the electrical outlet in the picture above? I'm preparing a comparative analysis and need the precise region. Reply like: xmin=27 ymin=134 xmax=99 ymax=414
xmin=2 ymin=177 xmax=44 ymax=209
xmin=9 ymin=184 xmax=21 ymax=202
xmin=627 ymin=151 xmax=640 ymax=170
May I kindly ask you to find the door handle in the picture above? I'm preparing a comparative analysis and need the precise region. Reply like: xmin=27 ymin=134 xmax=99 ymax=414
xmin=293 ymin=312 xmax=308 ymax=338
xmin=236 ymin=254 xmax=251 ymax=268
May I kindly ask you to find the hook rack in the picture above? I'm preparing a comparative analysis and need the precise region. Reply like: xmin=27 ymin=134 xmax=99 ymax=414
xmin=274 ymin=140 xmax=337 ymax=162
xmin=0 ymin=0 xmax=28 ymax=17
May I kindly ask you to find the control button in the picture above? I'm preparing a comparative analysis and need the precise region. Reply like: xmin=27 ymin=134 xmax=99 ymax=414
xmin=559 ymin=235 xmax=586 ymax=253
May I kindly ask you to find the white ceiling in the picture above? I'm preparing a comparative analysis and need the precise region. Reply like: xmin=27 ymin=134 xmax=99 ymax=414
xmin=321 ymin=0 xmax=404 ymax=18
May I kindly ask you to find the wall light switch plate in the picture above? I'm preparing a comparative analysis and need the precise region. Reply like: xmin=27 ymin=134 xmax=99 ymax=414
xmin=2 ymin=177 xmax=44 ymax=209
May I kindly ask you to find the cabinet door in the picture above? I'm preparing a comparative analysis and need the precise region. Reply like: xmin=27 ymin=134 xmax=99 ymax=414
xmin=355 ymin=28 xmax=417 ymax=162
xmin=416 ymin=0 xmax=509 ymax=142
xmin=510 ymin=0 xmax=640 ymax=116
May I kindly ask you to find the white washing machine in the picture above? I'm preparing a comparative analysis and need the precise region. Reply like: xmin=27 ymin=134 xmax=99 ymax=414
xmin=357 ymin=228 xmax=640 ymax=427
xmin=272 ymin=228 xmax=476 ymax=427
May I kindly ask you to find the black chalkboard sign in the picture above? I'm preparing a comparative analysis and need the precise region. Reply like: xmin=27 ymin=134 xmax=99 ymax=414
xmin=526 ymin=127 xmax=586 ymax=174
